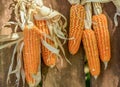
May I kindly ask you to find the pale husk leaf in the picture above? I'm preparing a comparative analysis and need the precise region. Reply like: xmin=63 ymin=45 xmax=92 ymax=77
xmin=85 ymin=3 xmax=92 ymax=29
xmin=68 ymin=0 xmax=80 ymax=5
xmin=81 ymin=0 xmax=110 ymax=5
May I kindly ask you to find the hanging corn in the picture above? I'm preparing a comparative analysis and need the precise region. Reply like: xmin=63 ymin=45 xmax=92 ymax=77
xmin=82 ymin=3 xmax=100 ymax=79
xmin=92 ymin=2 xmax=111 ymax=69
xmin=23 ymin=25 xmax=41 ymax=87
xmin=68 ymin=0 xmax=85 ymax=55
xmin=34 ymin=20 xmax=57 ymax=67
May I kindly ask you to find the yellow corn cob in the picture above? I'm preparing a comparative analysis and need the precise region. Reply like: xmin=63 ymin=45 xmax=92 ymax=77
xmin=68 ymin=4 xmax=85 ymax=55
xmin=92 ymin=14 xmax=111 ymax=69
xmin=82 ymin=29 xmax=100 ymax=79
xmin=23 ymin=25 xmax=40 ymax=86
xmin=34 ymin=20 xmax=57 ymax=67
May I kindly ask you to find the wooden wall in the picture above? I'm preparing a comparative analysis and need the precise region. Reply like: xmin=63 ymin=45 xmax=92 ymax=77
xmin=0 ymin=0 xmax=120 ymax=87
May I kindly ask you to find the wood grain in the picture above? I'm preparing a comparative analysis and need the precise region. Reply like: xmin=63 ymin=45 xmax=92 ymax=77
xmin=1 ymin=0 xmax=119 ymax=87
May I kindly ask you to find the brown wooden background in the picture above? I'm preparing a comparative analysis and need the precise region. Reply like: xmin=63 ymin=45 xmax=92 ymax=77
xmin=0 ymin=0 xmax=120 ymax=87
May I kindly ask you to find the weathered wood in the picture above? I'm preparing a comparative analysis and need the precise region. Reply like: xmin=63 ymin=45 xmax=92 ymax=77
xmin=0 ymin=0 xmax=15 ymax=87
xmin=42 ymin=48 xmax=85 ymax=87
xmin=1 ymin=0 xmax=120 ymax=87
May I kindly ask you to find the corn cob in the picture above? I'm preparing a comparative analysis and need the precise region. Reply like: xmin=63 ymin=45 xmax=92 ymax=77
xmin=68 ymin=4 xmax=85 ymax=55
xmin=23 ymin=25 xmax=40 ymax=86
xmin=34 ymin=20 xmax=57 ymax=67
xmin=92 ymin=14 xmax=111 ymax=69
xmin=82 ymin=29 xmax=100 ymax=78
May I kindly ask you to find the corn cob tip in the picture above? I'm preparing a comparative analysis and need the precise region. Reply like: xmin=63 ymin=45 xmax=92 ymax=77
xmin=50 ymin=64 xmax=56 ymax=68
xmin=104 ymin=62 xmax=108 ymax=70
xmin=28 ymin=83 xmax=35 ymax=87
xmin=94 ymin=76 xmax=98 ymax=80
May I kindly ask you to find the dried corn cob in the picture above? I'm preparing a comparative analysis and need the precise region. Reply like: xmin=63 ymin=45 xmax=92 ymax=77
xmin=83 ymin=3 xmax=100 ymax=78
xmin=82 ymin=29 xmax=100 ymax=79
xmin=92 ymin=14 xmax=111 ymax=68
xmin=23 ymin=25 xmax=41 ymax=86
xmin=34 ymin=20 xmax=57 ymax=67
xmin=92 ymin=2 xmax=111 ymax=69
xmin=68 ymin=4 xmax=85 ymax=55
